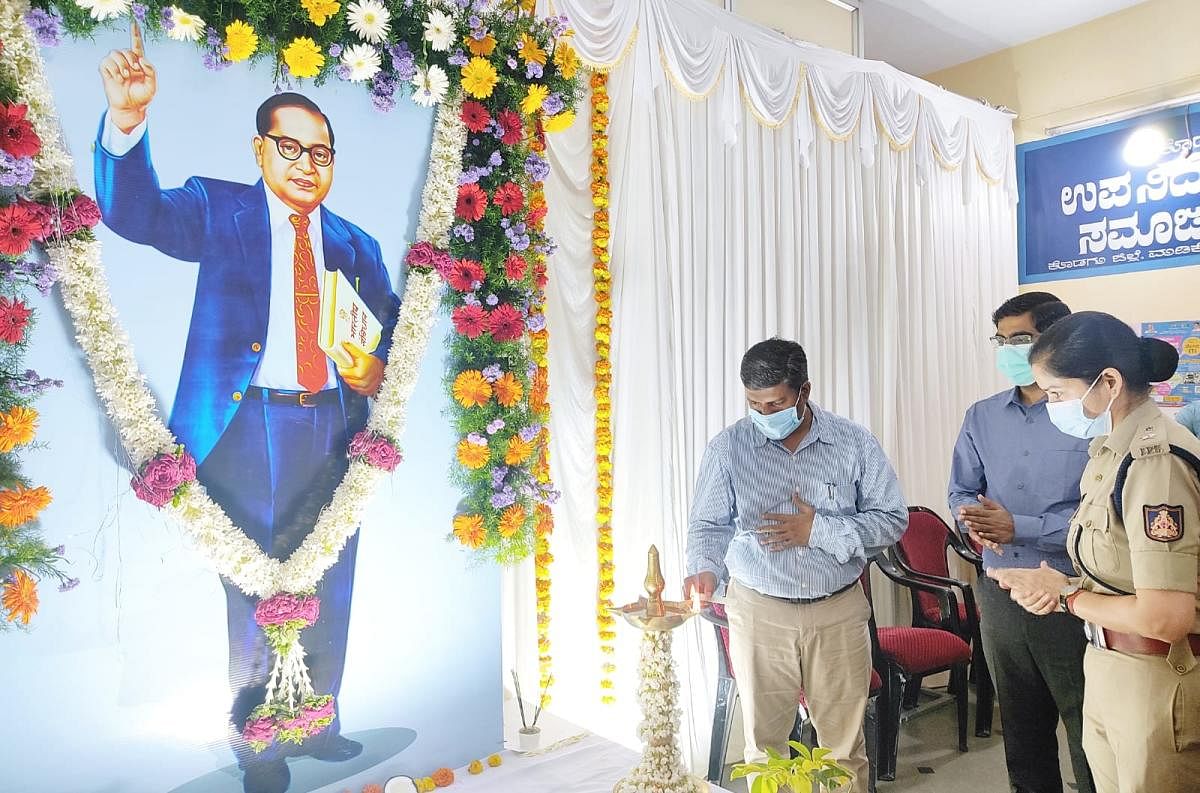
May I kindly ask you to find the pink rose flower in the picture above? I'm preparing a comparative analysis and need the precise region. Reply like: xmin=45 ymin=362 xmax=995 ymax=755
xmin=348 ymin=430 xmax=375 ymax=458
xmin=405 ymin=241 xmax=436 ymax=268
xmin=432 ymin=250 xmax=454 ymax=279
xmin=242 ymin=717 xmax=276 ymax=745
xmin=365 ymin=437 xmax=402 ymax=471
xmin=131 ymin=477 xmax=173 ymax=507
xmin=254 ymin=593 xmax=321 ymax=627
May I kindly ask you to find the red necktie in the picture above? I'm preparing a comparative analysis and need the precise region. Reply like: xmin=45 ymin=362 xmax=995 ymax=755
xmin=289 ymin=213 xmax=325 ymax=393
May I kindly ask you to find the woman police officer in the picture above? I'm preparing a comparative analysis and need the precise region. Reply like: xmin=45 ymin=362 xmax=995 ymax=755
xmin=988 ymin=311 xmax=1200 ymax=792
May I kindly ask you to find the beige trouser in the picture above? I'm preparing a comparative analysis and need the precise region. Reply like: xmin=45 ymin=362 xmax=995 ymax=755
xmin=1082 ymin=644 xmax=1200 ymax=792
xmin=726 ymin=578 xmax=872 ymax=793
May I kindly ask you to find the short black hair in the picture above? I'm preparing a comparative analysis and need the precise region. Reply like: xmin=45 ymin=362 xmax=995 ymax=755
xmin=992 ymin=292 xmax=1064 ymax=326
xmin=740 ymin=338 xmax=808 ymax=391
xmin=1030 ymin=300 xmax=1071 ymax=333
xmin=1030 ymin=311 xmax=1179 ymax=393
xmin=256 ymin=92 xmax=335 ymax=149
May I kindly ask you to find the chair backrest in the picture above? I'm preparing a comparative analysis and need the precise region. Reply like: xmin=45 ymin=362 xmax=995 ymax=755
xmin=898 ymin=508 xmax=954 ymax=619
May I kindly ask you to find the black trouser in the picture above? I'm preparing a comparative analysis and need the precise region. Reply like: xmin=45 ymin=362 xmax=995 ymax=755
xmin=977 ymin=575 xmax=1094 ymax=793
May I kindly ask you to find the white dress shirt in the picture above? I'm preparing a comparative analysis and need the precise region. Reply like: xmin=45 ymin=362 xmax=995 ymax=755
xmin=101 ymin=114 xmax=336 ymax=391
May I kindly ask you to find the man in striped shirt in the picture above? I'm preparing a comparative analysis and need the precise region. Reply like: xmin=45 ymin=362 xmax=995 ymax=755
xmin=685 ymin=338 xmax=907 ymax=792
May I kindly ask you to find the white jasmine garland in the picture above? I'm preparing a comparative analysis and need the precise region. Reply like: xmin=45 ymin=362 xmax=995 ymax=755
xmin=614 ymin=631 xmax=707 ymax=793
xmin=5 ymin=2 xmax=464 ymax=598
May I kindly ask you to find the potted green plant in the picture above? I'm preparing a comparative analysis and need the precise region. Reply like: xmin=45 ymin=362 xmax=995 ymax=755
xmin=731 ymin=742 xmax=852 ymax=793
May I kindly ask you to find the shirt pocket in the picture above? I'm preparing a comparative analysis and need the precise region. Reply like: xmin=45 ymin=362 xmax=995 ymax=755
xmin=820 ymin=482 xmax=858 ymax=516
xmin=1074 ymin=503 xmax=1125 ymax=588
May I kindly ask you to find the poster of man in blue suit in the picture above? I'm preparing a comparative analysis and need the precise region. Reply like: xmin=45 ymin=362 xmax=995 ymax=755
xmin=93 ymin=23 xmax=399 ymax=793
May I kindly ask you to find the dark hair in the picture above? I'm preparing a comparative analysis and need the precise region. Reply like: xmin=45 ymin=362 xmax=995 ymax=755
xmin=1029 ymin=311 xmax=1178 ymax=392
xmin=256 ymin=93 xmax=335 ymax=148
xmin=740 ymin=338 xmax=808 ymax=391
xmin=1030 ymin=300 xmax=1071 ymax=332
xmin=992 ymin=291 xmax=1064 ymax=326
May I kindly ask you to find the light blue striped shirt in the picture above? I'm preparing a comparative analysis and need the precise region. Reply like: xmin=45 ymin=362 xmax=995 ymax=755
xmin=686 ymin=405 xmax=908 ymax=599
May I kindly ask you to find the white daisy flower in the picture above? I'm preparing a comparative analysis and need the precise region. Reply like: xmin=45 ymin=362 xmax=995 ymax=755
xmin=411 ymin=64 xmax=449 ymax=107
xmin=75 ymin=0 xmax=131 ymax=21
xmin=346 ymin=0 xmax=391 ymax=44
xmin=166 ymin=7 xmax=206 ymax=42
xmin=423 ymin=9 xmax=455 ymax=52
xmin=342 ymin=44 xmax=382 ymax=83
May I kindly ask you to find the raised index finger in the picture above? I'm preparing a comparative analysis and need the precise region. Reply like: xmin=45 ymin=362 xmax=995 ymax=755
xmin=131 ymin=19 xmax=144 ymax=57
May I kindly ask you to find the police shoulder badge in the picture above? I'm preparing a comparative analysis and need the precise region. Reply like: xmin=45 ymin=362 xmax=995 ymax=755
xmin=1143 ymin=504 xmax=1184 ymax=542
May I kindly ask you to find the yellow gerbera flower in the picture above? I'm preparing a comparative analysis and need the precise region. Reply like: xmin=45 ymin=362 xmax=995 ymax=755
xmin=224 ymin=20 xmax=258 ymax=63
xmin=453 ymin=513 xmax=486 ymax=548
xmin=553 ymin=41 xmax=580 ymax=79
xmin=521 ymin=84 xmax=549 ymax=116
xmin=301 ymin=0 xmax=340 ymax=26
xmin=282 ymin=37 xmax=325 ymax=79
xmin=518 ymin=33 xmax=547 ymax=65
xmin=466 ymin=33 xmax=497 ymax=57
xmin=461 ymin=57 xmax=500 ymax=99
xmin=544 ymin=110 xmax=575 ymax=133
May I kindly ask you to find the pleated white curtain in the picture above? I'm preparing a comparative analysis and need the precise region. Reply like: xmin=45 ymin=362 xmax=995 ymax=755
xmin=502 ymin=0 xmax=1018 ymax=773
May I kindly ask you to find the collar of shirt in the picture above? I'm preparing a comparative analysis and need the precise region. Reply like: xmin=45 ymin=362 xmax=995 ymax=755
xmin=1004 ymin=386 xmax=1047 ymax=412
xmin=749 ymin=402 xmax=831 ymax=453
xmin=1097 ymin=399 xmax=1163 ymax=456
xmin=264 ymin=182 xmax=322 ymax=238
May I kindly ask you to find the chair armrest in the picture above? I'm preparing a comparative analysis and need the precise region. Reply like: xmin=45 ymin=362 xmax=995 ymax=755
xmin=871 ymin=554 xmax=964 ymax=634
xmin=946 ymin=525 xmax=984 ymax=567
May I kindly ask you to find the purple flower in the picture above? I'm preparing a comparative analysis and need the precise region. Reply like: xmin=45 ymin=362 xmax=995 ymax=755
xmin=485 ymin=293 xmax=500 ymax=306
xmin=491 ymin=466 xmax=510 ymax=487
xmin=336 ymin=64 xmax=352 ymax=80
xmin=206 ymin=26 xmax=222 ymax=46
xmin=449 ymin=49 xmax=469 ymax=67
xmin=488 ymin=150 xmax=503 ymax=167
xmin=0 ymin=152 xmax=34 ymax=188
xmin=548 ymin=15 xmax=570 ymax=37
xmin=453 ymin=224 xmax=476 ymax=242
xmin=525 ymin=62 xmax=544 ymax=80
xmin=490 ymin=491 xmax=517 ymax=509
xmin=371 ymin=72 xmax=397 ymax=96
xmin=468 ymin=15 xmax=482 ymax=29
xmin=58 ymin=577 xmax=80 ymax=592
xmin=505 ymin=223 xmax=531 ymax=252
xmin=525 ymin=153 xmax=550 ymax=181
xmin=202 ymin=48 xmax=231 ymax=72
xmin=371 ymin=92 xmax=397 ymax=113
xmin=526 ymin=314 xmax=546 ymax=332
xmin=328 ymin=43 xmax=344 ymax=58
xmin=52 ymin=545 xmax=65 ymax=556
xmin=159 ymin=6 xmax=175 ymax=30
xmin=391 ymin=45 xmax=417 ymax=80
xmin=454 ymin=0 xmax=470 ymax=7
xmin=482 ymin=364 xmax=503 ymax=382
xmin=519 ymin=484 xmax=536 ymax=498
xmin=519 ymin=424 xmax=542 ymax=443
xmin=504 ymin=10 xmax=517 ymax=23
xmin=507 ymin=56 xmax=518 ymax=70
xmin=541 ymin=487 xmax=561 ymax=506
xmin=543 ymin=93 xmax=566 ymax=116
xmin=25 ymin=7 xmax=64 ymax=46
xmin=34 ymin=260 xmax=58 ymax=295
xmin=463 ymin=292 xmax=481 ymax=306
xmin=467 ymin=433 xmax=488 ymax=445
xmin=131 ymin=2 xmax=147 ymax=21
xmin=486 ymin=418 xmax=506 ymax=435
xmin=16 ymin=370 xmax=63 ymax=396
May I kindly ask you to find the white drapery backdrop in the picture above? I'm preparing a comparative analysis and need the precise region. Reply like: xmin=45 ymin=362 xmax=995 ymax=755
xmin=503 ymin=0 xmax=1017 ymax=773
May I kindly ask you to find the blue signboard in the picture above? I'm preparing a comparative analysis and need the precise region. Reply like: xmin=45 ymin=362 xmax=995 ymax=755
xmin=1017 ymin=103 xmax=1200 ymax=283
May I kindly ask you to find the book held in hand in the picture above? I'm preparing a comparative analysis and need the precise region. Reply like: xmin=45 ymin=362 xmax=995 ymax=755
xmin=318 ymin=269 xmax=382 ymax=369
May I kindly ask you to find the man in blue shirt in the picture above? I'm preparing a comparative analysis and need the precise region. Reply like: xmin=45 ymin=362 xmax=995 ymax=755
xmin=685 ymin=338 xmax=907 ymax=793
xmin=949 ymin=293 xmax=1094 ymax=793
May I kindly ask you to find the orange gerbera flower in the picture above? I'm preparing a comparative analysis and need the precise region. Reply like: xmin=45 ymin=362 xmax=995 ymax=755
xmin=0 ymin=406 xmax=37 ymax=452
xmin=432 ymin=767 xmax=455 ymax=787
xmin=452 ymin=370 xmax=493 ymax=408
xmin=2 ymin=568 xmax=38 ymax=624
xmin=530 ymin=369 xmax=549 ymax=413
xmin=493 ymin=372 xmax=523 ymax=408
xmin=505 ymin=435 xmax=535 ymax=465
xmin=453 ymin=514 xmax=486 ymax=549
xmin=456 ymin=438 xmax=490 ymax=470
xmin=498 ymin=504 xmax=526 ymax=538
xmin=0 ymin=484 xmax=51 ymax=528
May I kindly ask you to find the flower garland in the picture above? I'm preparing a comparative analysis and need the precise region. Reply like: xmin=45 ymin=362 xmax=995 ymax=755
xmin=0 ymin=17 xmax=78 ymax=631
xmin=589 ymin=70 xmax=616 ymax=703
xmin=526 ymin=123 xmax=554 ymax=701
xmin=614 ymin=630 xmax=706 ymax=793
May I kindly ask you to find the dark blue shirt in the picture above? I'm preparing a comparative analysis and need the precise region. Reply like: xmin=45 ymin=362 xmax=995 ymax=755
xmin=948 ymin=388 xmax=1090 ymax=573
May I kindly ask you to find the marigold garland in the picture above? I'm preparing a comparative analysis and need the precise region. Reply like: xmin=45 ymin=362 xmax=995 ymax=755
xmin=589 ymin=70 xmax=616 ymax=704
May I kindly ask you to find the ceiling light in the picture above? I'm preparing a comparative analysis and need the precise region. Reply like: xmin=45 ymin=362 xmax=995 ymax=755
xmin=1122 ymin=127 xmax=1167 ymax=167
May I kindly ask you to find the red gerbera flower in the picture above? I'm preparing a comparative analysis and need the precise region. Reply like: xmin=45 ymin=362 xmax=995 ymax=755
xmin=0 ymin=104 xmax=41 ymax=159
xmin=447 ymin=258 xmax=485 ymax=292
xmin=504 ymin=253 xmax=527 ymax=281
xmin=0 ymin=296 xmax=32 ymax=344
xmin=487 ymin=304 xmax=525 ymax=342
xmin=452 ymin=303 xmax=489 ymax=339
xmin=461 ymin=101 xmax=492 ymax=134
xmin=456 ymin=183 xmax=488 ymax=222
xmin=494 ymin=182 xmax=525 ymax=216
xmin=498 ymin=109 xmax=523 ymax=146
xmin=0 ymin=203 xmax=41 ymax=257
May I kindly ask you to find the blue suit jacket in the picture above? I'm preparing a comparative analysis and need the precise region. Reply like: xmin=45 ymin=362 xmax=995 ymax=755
xmin=94 ymin=121 xmax=401 ymax=465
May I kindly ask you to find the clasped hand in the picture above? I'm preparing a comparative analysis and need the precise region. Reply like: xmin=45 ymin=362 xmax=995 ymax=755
xmin=756 ymin=492 xmax=815 ymax=552
xmin=987 ymin=562 xmax=1068 ymax=616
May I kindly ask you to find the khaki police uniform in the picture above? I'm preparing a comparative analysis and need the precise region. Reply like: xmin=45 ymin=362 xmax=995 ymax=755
xmin=1068 ymin=400 xmax=1200 ymax=792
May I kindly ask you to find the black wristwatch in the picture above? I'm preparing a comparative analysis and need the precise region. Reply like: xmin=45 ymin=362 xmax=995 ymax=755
xmin=1058 ymin=582 xmax=1081 ymax=614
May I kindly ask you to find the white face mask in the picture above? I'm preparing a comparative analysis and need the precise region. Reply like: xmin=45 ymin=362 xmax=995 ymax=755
xmin=1045 ymin=373 xmax=1116 ymax=439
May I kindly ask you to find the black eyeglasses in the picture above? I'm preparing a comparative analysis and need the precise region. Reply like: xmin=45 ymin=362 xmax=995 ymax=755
xmin=989 ymin=333 xmax=1036 ymax=348
xmin=263 ymin=134 xmax=335 ymax=167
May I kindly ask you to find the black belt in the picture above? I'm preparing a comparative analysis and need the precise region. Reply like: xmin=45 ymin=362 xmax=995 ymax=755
xmin=245 ymin=386 xmax=340 ymax=408
xmin=762 ymin=578 xmax=858 ymax=605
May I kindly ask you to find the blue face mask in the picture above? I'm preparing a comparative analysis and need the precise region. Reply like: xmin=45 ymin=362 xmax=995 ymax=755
xmin=996 ymin=344 xmax=1035 ymax=387
xmin=1046 ymin=374 xmax=1115 ymax=439
xmin=750 ymin=393 xmax=806 ymax=440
